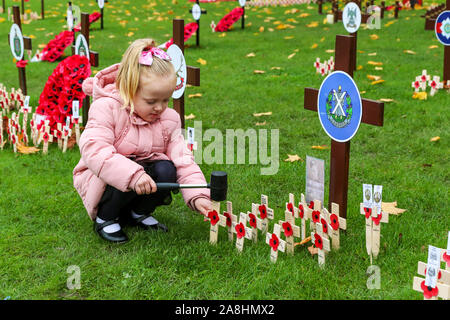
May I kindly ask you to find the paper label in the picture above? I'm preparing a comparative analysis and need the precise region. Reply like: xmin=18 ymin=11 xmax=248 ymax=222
xmin=72 ymin=100 xmax=80 ymax=119
xmin=373 ymin=185 xmax=382 ymax=215
xmin=425 ymin=245 xmax=441 ymax=288
xmin=363 ymin=184 xmax=373 ymax=208
xmin=35 ymin=113 xmax=47 ymax=127
xmin=306 ymin=156 xmax=325 ymax=205
xmin=192 ymin=4 xmax=201 ymax=21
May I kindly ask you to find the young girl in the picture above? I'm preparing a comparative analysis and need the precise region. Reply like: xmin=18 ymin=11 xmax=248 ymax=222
xmin=73 ymin=38 xmax=212 ymax=243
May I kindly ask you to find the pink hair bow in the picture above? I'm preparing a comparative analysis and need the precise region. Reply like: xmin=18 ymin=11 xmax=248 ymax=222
xmin=139 ymin=47 xmax=171 ymax=66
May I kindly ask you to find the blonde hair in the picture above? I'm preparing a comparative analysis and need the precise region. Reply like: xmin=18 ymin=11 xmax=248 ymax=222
xmin=116 ymin=38 xmax=175 ymax=114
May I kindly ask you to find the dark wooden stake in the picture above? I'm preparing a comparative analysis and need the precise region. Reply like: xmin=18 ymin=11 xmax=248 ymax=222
xmin=318 ymin=0 xmax=323 ymax=14
xmin=172 ymin=19 xmax=200 ymax=129
xmin=189 ymin=0 xmax=207 ymax=46
xmin=241 ymin=3 xmax=245 ymax=29
xmin=41 ymin=0 xmax=45 ymax=19
xmin=394 ymin=1 xmax=399 ymax=19
xmin=2 ymin=0 xmax=5 ymax=14
xmin=303 ymin=35 xmax=385 ymax=219
xmin=444 ymin=0 xmax=450 ymax=83
xmin=21 ymin=0 xmax=24 ymax=15
xmin=101 ymin=7 xmax=104 ymax=29
xmin=380 ymin=1 xmax=385 ymax=19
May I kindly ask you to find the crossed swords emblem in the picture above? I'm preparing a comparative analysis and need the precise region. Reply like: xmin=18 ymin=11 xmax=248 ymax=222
xmin=331 ymin=86 xmax=347 ymax=117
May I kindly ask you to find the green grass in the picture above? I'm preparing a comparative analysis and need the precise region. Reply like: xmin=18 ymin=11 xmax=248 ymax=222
xmin=0 ymin=0 xmax=449 ymax=300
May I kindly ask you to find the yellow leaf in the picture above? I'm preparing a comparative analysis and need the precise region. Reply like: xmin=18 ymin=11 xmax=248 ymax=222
xmin=109 ymin=35 xmax=116 ymax=39
xmin=404 ymin=50 xmax=416 ymax=55
xmin=320 ymin=37 xmax=325 ymax=42
xmin=38 ymin=43 xmax=46 ymax=49
xmin=219 ymin=33 xmax=226 ymax=37
xmin=0 ymin=17 xmax=5 ymax=23
xmin=284 ymin=154 xmax=303 ymax=162
xmin=246 ymin=52 xmax=256 ymax=58
xmin=127 ymin=32 xmax=134 ymax=37
xmin=259 ymin=26 xmax=264 ymax=32
xmin=312 ymin=145 xmax=328 ymax=150
xmin=273 ymin=21 xmax=282 ymax=25
xmin=276 ymin=23 xmax=287 ymax=30
xmin=370 ymin=34 xmax=379 ymax=40
xmin=185 ymin=113 xmax=196 ymax=120
xmin=357 ymin=65 xmax=363 ymax=70
xmin=286 ymin=18 xmax=298 ymax=23
xmin=196 ymin=58 xmax=207 ymax=65
xmin=299 ymin=13 xmax=310 ymax=18
xmin=371 ymin=80 xmax=385 ymax=85
xmin=188 ymin=93 xmax=202 ymax=98
xmin=430 ymin=136 xmax=440 ymax=142
xmin=367 ymin=75 xmax=381 ymax=81
xmin=412 ymin=91 xmax=427 ymax=100
xmin=306 ymin=21 xmax=319 ymax=28
xmin=17 ymin=143 xmax=40 ymax=154
xmin=294 ymin=236 xmax=311 ymax=247
xmin=429 ymin=45 xmax=438 ymax=49
xmin=375 ymin=67 xmax=383 ymax=71
xmin=368 ymin=52 xmax=377 ymax=56
xmin=326 ymin=49 xmax=335 ymax=53
xmin=288 ymin=53 xmax=296 ymax=59
xmin=311 ymin=43 xmax=318 ymax=49
xmin=368 ymin=61 xmax=383 ymax=66
xmin=268 ymin=28 xmax=274 ymax=32
xmin=271 ymin=66 xmax=281 ymax=70
xmin=253 ymin=111 xmax=272 ymax=117
xmin=255 ymin=121 xmax=266 ymax=126
xmin=284 ymin=36 xmax=294 ymax=40
xmin=380 ymin=98 xmax=394 ymax=102
xmin=253 ymin=70 xmax=265 ymax=74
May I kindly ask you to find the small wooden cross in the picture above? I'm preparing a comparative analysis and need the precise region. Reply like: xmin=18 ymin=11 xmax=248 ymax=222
xmin=298 ymin=193 xmax=312 ymax=240
xmin=39 ymin=119 xmax=53 ymax=154
xmin=189 ymin=0 xmax=207 ymax=47
xmin=413 ymin=261 xmax=450 ymax=300
xmin=207 ymin=208 xmax=226 ymax=245
xmin=72 ymin=12 xmax=99 ymax=126
xmin=249 ymin=203 xmax=263 ymax=242
xmin=62 ymin=117 xmax=71 ymax=153
xmin=322 ymin=202 xmax=346 ymax=250
xmin=234 ymin=212 xmax=253 ymax=253
xmin=266 ymin=224 xmax=286 ymax=263
xmin=278 ymin=209 xmax=301 ymax=255
xmin=310 ymin=199 xmax=322 ymax=233
xmin=442 ymin=233 xmax=450 ymax=272
xmin=8 ymin=6 xmax=33 ymax=96
xmin=311 ymin=224 xmax=331 ymax=267
xmin=285 ymin=193 xmax=298 ymax=218
xmin=223 ymin=201 xmax=238 ymax=242
xmin=303 ymin=34 xmax=384 ymax=219
xmin=257 ymin=194 xmax=274 ymax=234
xmin=171 ymin=19 xmax=201 ymax=129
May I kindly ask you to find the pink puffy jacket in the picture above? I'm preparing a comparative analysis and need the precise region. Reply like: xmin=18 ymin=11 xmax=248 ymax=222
xmin=73 ymin=64 xmax=210 ymax=220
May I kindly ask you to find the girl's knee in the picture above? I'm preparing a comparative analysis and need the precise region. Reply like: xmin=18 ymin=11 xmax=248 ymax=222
xmin=154 ymin=160 xmax=177 ymax=182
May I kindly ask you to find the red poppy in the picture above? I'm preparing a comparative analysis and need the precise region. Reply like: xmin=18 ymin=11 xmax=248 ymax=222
xmin=43 ymin=132 xmax=49 ymax=143
xmin=235 ymin=222 xmax=245 ymax=239
xmin=269 ymin=233 xmax=280 ymax=251
xmin=443 ymin=252 xmax=450 ymax=267
xmin=248 ymin=213 xmax=257 ymax=229
xmin=330 ymin=214 xmax=339 ymax=230
xmin=223 ymin=212 xmax=232 ymax=227
xmin=282 ymin=222 xmax=293 ymax=237
xmin=56 ymin=130 xmax=62 ymax=139
xmin=420 ymin=280 xmax=439 ymax=299
xmin=308 ymin=201 xmax=314 ymax=209
xmin=363 ymin=207 xmax=372 ymax=219
xmin=314 ymin=233 xmax=323 ymax=250
xmin=312 ymin=210 xmax=320 ymax=223
xmin=208 ymin=210 xmax=219 ymax=226
xmin=321 ymin=218 xmax=328 ymax=234
xmin=372 ymin=213 xmax=382 ymax=226
xmin=298 ymin=204 xmax=304 ymax=219
xmin=16 ymin=60 xmax=28 ymax=68
xmin=259 ymin=204 xmax=267 ymax=219
xmin=286 ymin=202 xmax=294 ymax=215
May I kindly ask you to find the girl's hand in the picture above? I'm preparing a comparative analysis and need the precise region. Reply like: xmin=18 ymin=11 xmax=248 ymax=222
xmin=134 ymin=173 xmax=157 ymax=195
xmin=194 ymin=198 xmax=213 ymax=216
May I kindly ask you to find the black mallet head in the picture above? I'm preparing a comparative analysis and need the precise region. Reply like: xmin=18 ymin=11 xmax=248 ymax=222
xmin=210 ymin=171 xmax=227 ymax=202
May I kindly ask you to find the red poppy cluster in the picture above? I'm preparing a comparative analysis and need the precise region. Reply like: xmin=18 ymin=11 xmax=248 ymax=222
xmin=208 ymin=210 xmax=219 ymax=226
xmin=248 ymin=213 xmax=257 ymax=229
xmin=258 ymin=204 xmax=267 ymax=219
xmin=320 ymin=218 xmax=328 ymax=234
xmin=314 ymin=233 xmax=323 ymax=250
xmin=36 ymin=55 xmax=91 ymax=132
xmin=308 ymin=201 xmax=314 ymax=209
xmin=286 ymin=202 xmax=294 ymax=216
xmin=269 ymin=233 xmax=280 ymax=251
xmin=223 ymin=212 xmax=232 ymax=227
xmin=40 ymin=31 xmax=75 ymax=62
xmin=235 ymin=222 xmax=246 ymax=239
xmin=329 ymin=213 xmax=339 ymax=230
xmin=282 ymin=222 xmax=293 ymax=237
xmin=165 ymin=22 xmax=199 ymax=49
xmin=298 ymin=204 xmax=304 ymax=219
xmin=16 ymin=60 xmax=28 ymax=68
xmin=214 ymin=7 xmax=244 ymax=32
xmin=312 ymin=210 xmax=321 ymax=224
xmin=420 ymin=280 xmax=439 ymax=299
xmin=372 ymin=212 xmax=382 ymax=226
xmin=73 ymin=12 xmax=102 ymax=32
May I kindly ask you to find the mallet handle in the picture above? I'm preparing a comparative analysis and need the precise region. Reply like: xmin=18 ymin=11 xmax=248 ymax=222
xmin=155 ymin=183 xmax=210 ymax=190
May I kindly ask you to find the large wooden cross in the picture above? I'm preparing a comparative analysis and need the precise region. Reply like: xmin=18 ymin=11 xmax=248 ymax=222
xmin=72 ymin=12 xmax=99 ymax=125
xmin=172 ymin=19 xmax=200 ymax=129
xmin=444 ymin=0 xmax=450 ymax=84
xmin=303 ymin=34 xmax=384 ymax=219
xmin=8 ymin=5 xmax=32 ymax=96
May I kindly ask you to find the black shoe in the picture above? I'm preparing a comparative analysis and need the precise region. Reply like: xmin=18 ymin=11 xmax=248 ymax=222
xmin=94 ymin=219 xmax=129 ymax=243
xmin=132 ymin=214 xmax=169 ymax=232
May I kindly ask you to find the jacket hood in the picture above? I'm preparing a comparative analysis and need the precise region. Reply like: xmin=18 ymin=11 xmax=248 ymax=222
xmin=82 ymin=63 xmax=124 ymax=105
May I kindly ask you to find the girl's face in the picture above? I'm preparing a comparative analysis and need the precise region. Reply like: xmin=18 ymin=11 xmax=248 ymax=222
xmin=133 ymin=73 xmax=177 ymax=122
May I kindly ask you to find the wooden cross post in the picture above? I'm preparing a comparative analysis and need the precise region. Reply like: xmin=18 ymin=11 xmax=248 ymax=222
xmin=380 ymin=1 xmax=385 ymax=19
xmin=324 ymin=202 xmax=346 ymax=250
xmin=2 ymin=0 xmax=5 ymax=14
xmin=318 ymin=0 xmax=323 ymax=14
xmin=249 ymin=203 xmax=263 ymax=242
xmin=311 ymin=224 xmax=331 ymax=267
xmin=444 ymin=0 xmax=450 ymax=84
xmin=257 ymin=194 xmax=274 ymax=234
xmin=298 ymin=193 xmax=312 ymax=240
xmin=72 ymin=13 xmax=99 ymax=126
xmin=189 ymin=0 xmax=207 ymax=47
xmin=285 ymin=193 xmax=298 ymax=219
xmin=41 ymin=0 xmax=45 ymax=19
xmin=234 ymin=212 xmax=253 ymax=253
xmin=240 ymin=0 xmax=246 ymax=29
xmin=172 ymin=19 xmax=201 ymax=129
xmin=266 ymin=224 xmax=286 ymax=263
xmin=310 ymin=199 xmax=322 ymax=233
xmin=207 ymin=202 xmax=227 ymax=245
xmin=442 ymin=233 xmax=450 ymax=272
xmin=279 ymin=209 xmax=301 ymax=255
xmin=223 ymin=201 xmax=238 ymax=242
xmin=413 ymin=259 xmax=450 ymax=299
xmin=394 ymin=1 xmax=400 ymax=19
xmin=9 ymin=6 xmax=33 ymax=96
xmin=303 ymin=34 xmax=385 ymax=219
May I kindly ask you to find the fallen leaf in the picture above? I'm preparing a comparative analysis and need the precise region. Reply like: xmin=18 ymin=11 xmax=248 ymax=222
xmin=370 ymin=34 xmax=379 ymax=40
xmin=284 ymin=36 xmax=294 ymax=40
xmin=0 ymin=17 xmax=5 ymax=23
xmin=259 ymin=26 xmax=264 ymax=32
xmin=127 ymin=32 xmax=134 ymax=37
xmin=371 ymin=80 xmax=385 ymax=85
xmin=308 ymin=245 xmax=318 ymax=256
xmin=404 ymin=50 xmax=416 ymax=55
xmin=185 ymin=113 xmax=196 ymax=120
xmin=312 ymin=145 xmax=328 ymax=150
xmin=311 ymin=43 xmax=318 ymax=49
xmin=288 ymin=52 xmax=296 ymax=59
xmin=246 ymin=52 xmax=256 ymax=58
xmin=422 ymin=163 xmax=432 ymax=167
xmin=196 ymin=58 xmax=207 ymax=65
xmin=253 ymin=70 xmax=265 ymax=74
xmin=382 ymin=202 xmax=407 ymax=216
xmin=428 ymin=45 xmax=438 ymax=49
xmin=306 ymin=21 xmax=319 ymax=28
xmin=368 ymin=61 xmax=383 ymax=66
xmin=299 ymin=13 xmax=309 ymax=18
xmin=276 ymin=23 xmax=288 ymax=30
xmin=255 ymin=121 xmax=266 ymax=126
xmin=284 ymin=154 xmax=303 ymax=162
xmin=271 ymin=66 xmax=281 ymax=70
xmin=188 ymin=93 xmax=202 ymax=98
xmin=325 ymin=49 xmax=335 ymax=53
xmin=375 ymin=67 xmax=383 ymax=71
xmin=268 ymin=28 xmax=274 ymax=32
xmin=108 ymin=35 xmax=116 ymax=39
xmin=368 ymin=52 xmax=377 ymax=56
xmin=380 ymin=98 xmax=394 ymax=102
xmin=412 ymin=91 xmax=427 ymax=100
xmin=17 ymin=143 xmax=40 ymax=154
xmin=219 ymin=33 xmax=226 ymax=37
xmin=253 ymin=111 xmax=272 ymax=117
xmin=367 ymin=75 xmax=381 ymax=81
xmin=430 ymin=136 xmax=440 ymax=142
xmin=38 ymin=43 xmax=46 ymax=49
xmin=357 ymin=65 xmax=363 ymax=70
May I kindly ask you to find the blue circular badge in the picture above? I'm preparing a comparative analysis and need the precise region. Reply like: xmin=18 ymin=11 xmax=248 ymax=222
xmin=317 ymin=71 xmax=362 ymax=142
xmin=435 ymin=11 xmax=450 ymax=46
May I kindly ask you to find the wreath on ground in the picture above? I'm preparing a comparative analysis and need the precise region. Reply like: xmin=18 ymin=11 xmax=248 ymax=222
xmin=36 ymin=55 xmax=91 ymax=132
xmin=73 ymin=12 xmax=102 ymax=32
xmin=39 ymin=31 xmax=74 ymax=62
xmin=215 ymin=7 xmax=244 ymax=32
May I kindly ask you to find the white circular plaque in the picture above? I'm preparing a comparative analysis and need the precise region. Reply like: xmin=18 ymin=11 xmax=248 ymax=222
xmin=98 ymin=0 xmax=105 ymax=9
xmin=67 ymin=7 xmax=74 ymax=30
xmin=167 ymin=44 xmax=187 ymax=99
xmin=9 ymin=24 xmax=24 ymax=61
xmin=192 ymin=4 xmax=201 ymax=21
xmin=75 ymin=34 xmax=90 ymax=61
xmin=239 ymin=0 xmax=246 ymax=7
xmin=343 ymin=2 xmax=361 ymax=33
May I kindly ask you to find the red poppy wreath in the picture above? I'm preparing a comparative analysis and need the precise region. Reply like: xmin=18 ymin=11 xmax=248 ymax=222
xmin=165 ymin=22 xmax=199 ymax=49
xmin=73 ymin=12 xmax=102 ymax=32
xmin=214 ymin=7 xmax=244 ymax=32
xmin=40 ymin=31 xmax=74 ymax=62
